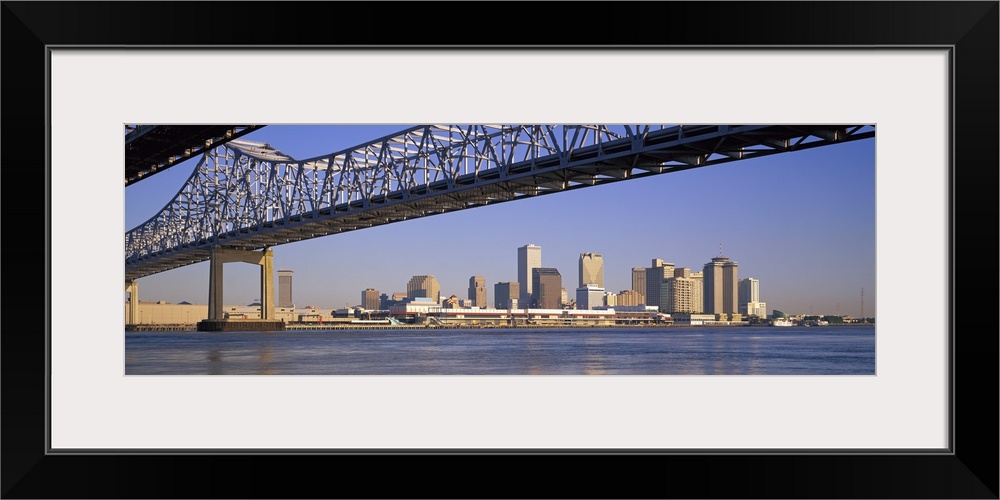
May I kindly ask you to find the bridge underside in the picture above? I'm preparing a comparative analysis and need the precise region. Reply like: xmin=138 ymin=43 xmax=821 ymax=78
xmin=125 ymin=125 xmax=265 ymax=186
xmin=125 ymin=124 xmax=873 ymax=281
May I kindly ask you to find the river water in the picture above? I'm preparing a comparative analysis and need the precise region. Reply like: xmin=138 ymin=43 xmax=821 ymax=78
xmin=124 ymin=325 xmax=875 ymax=375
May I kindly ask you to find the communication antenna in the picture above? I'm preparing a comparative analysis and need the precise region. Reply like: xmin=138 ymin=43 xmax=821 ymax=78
xmin=861 ymin=288 xmax=865 ymax=323
xmin=719 ymin=242 xmax=723 ymax=257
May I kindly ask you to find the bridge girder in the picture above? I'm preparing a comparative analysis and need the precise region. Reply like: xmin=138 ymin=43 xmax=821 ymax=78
xmin=124 ymin=125 xmax=265 ymax=186
xmin=125 ymin=124 xmax=874 ymax=281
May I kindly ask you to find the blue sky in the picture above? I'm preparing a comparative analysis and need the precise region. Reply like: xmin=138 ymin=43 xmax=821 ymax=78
xmin=125 ymin=125 xmax=876 ymax=317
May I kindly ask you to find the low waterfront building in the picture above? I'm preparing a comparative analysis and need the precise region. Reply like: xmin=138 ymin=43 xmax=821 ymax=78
xmin=671 ymin=313 xmax=720 ymax=326
xmin=126 ymin=301 xmax=209 ymax=325
xmin=429 ymin=307 xmax=618 ymax=327
xmin=386 ymin=305 xmax=674 ymax=327
xmin=125 ymin=301 xmax=306 ymax=325
xmin=672 ymin=312 xmax=747 ymax=326
xmin=592 ymin=305 xmax=665 ymax=325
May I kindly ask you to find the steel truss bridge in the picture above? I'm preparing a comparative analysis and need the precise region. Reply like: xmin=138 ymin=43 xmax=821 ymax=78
xmin=125 ymin=124 xmax=874 ymax=281
xmin=125 ymin=125 xmax=265 ymax=186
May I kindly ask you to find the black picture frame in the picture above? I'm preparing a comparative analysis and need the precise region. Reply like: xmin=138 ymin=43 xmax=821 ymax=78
xmin=3 ymin=1 xmax=997 ymax=498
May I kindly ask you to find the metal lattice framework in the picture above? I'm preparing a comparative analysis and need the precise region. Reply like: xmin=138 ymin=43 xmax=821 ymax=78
xmin=125 ymin=124 xmax=874 ymax=280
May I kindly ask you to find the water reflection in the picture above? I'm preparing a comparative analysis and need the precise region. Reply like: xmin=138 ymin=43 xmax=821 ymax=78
xmin=521 ymin=335 xmax=546 ymax=375
xmin=207 ymin=349 xmax=224 ymax=375
xmin=124 ymin=326 xmax=876 ymax=376
xmin=582 ymin=335 xmax=607 ymax=375
xmin=257 ymin=347 xmax=276 ymax=375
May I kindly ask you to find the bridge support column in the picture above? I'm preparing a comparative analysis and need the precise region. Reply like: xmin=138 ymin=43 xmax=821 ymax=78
xmin=125 ymin=280 xmax=138 ymax=326
xmin=200 ymin=246 xmax=283 ymax=331
xmin=208 ymin=247 xmax=225 ymax=320
xmin=259 ymin=248 xmax=275 ymax=320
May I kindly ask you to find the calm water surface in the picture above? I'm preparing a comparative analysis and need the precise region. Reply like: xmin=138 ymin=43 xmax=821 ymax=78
xmin=124 ymin=326 xmax=875 ymax=375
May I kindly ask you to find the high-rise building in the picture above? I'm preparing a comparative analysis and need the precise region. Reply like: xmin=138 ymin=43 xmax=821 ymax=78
xmin=494 ymin=282 xmax=519 ymax=309
xmin=362 ymin=288 xmax=380 ymax=311
xmin=646 ymin=259 xmax=674 ymax=309
xmin=690 ymin=272 xmax=704 ymax=313
xmin=379 ymin=293 xmax=391 ymax=310
xmin=531 ymin=268 xmax=562 ymax=309
xmin=278 ymin=269 xmax=294 ymax=308
xmin=518 ymin=244 xmax=541 ymax=306
xmin=738 ymin=278 xmax=760 ymax=304
xmin=468 ymin=275 xmax=486 ymax=308
xmin=631 ymin=267 xmax=647 ymax=305
xmin=576 ymin=284 xmax=605 ymax=310
xmin=407 ymin=275 xmax=441 ymax=303
xmin=703 ymin=256 xmax=738 ymax=314
xmin=738 ymin=277 xmax=763 ymax=317
xmin=616 ymin=289 xmax=645 ymax=307
xmin=579 ymin=252 xmax=604 ymax=288
xmin=661 ymin=277 xmax=696 ymax=313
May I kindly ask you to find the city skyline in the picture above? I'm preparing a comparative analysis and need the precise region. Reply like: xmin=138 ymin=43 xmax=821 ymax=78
xmin=124 ymin=125 xmax=877 ymax=316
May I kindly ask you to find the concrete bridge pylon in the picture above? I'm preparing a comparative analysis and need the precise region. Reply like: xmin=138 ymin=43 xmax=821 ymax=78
xmin=199 ymin=246 xmax=284 ymax=332
xmin=125 ymin=280 xmax=138 ymax=326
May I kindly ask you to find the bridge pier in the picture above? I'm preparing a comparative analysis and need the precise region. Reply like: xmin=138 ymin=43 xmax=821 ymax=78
xmin=125 ymin=280 xmax=138 ymax=326
xmin=198 ymin=246 xmax=284 ymax=332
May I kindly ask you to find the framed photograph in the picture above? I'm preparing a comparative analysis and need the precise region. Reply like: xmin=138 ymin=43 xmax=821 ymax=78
xmin=4 ymin=2 xmax=996 ymax=498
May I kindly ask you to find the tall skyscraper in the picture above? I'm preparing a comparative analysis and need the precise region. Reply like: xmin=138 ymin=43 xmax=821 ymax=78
xmin=518 ymin=244 xmax=541 ymax=306
xmin=739 ymin=278 xmax=763 ymax=317
xmin=703 ymin=256 xmax=738 ymax=314
xmin=578 ymin=252 xmax=604 ymax=288
xmin=278 ymin=269 xmax=293 ymax=308
xmin=661 ymin=277 xmax=695 ymax=313
xmin=690 ymin=271 xmax=704 ymax=313
xmin=646 ymin=259 xmax=674 ymax=309
xmin=631 ymin=267 xmax=647 ymax=305
xmin=407 ymin=275 xmax=441 ymax=302
xmin=738 ymin=278 xmax=760 ymax=304
xmin=494 ymin=282 xmax=519 ymax=309
xmin=362 ymin=288 xmax=380 ymax=310
xmin=531 ymin=267 xmax=562 ymax=309
xmin=468 ymin=275 xmax=486 ymax=308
